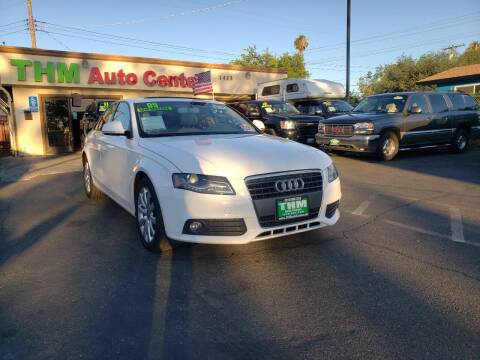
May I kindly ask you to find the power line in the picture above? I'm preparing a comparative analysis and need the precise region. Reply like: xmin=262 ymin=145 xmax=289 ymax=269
xmin=40 ymin=29 xmax=71 ymax=50
xmin=0 ymin=19 xmax=27 ymax=28
xmin=84 ymin=0 xmax=248 ymax=28
xmin=0 ymin=24 xmax=27 ymax=33
xmin=34 ymin=28 xmax=235 ymax=62
xmin=306 ymin=11 xmax=480 ymax=53
xmin=35 ymin=20 xmax=240 ymax=58
xmin=0 ymin=29 xmax=28 ymax=37
xmin=306 ymin=31 xmax=480 ymax=65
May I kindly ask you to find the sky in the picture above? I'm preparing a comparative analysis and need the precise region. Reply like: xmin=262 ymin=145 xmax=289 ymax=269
xmin=0 ymin=0 xmax=479 ymax=92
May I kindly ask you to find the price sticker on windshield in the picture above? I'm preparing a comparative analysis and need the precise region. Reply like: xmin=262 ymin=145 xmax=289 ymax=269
xmin=137 ymin=103 xmax=173 ymax=113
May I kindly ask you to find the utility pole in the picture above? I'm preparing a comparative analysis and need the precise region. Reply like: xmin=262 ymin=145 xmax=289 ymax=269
xmin=442 ymin=43 xmax=464 ymax=60
xmin=346 ymin=0 xmax=351 ymax=102
xmin=26 ymin=0 xmax=37 ymax=48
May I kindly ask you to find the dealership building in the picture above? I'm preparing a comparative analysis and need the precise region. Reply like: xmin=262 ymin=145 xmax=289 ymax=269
xmin=0 ymin=46 xmax=286 ymax=155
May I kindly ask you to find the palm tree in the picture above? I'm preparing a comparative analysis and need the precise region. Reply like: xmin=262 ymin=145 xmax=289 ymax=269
xmin=294 ymin=35 xmax=309 ymax=54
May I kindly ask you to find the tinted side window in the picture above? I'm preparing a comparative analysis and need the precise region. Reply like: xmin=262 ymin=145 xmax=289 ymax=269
xmin=407 ymin=95 xmax=428 ymax=113
xmin=461 ymin=95 xmax=477 ymax=110
xmin=261 ymin=85 xmax=280 ymax=96
xmin=309 ymin=105 xmax=324 ymax=115
xmin=295 ymin=103 xmax=308 ymax=113
xmin=246 ymin=104 xmax=260 ymax=115
xmin=428 ymin=94 xmax=448 ymax=113
xmin=233 ymin=103 xmax=247 ymax=114
xmin=286 ymin=83 xmax=299 ymax=93
xmin=446 ymin=93 xmax=464 ymax=111
xmin=113 ymin=102 xmax=131 ymax=130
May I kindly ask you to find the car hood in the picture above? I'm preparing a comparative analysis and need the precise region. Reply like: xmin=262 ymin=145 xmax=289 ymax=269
xmin=265 ymin=114 xmax=322 ymax=123
xmin=139 ymin=133 xmax=331 ymax=178
xmin=321 ymin=112 xmax=394 ymax=124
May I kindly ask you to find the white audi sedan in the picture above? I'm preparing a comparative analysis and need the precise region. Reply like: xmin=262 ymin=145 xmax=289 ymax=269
xmin=82 ymin=98 xmax=341 ymax=252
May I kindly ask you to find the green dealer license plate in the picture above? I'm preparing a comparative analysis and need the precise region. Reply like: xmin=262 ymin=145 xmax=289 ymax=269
xmin=276 ymin=196 xmax=309 ymax=220
xmin=329 ymin=139 xmax=340 ymax=146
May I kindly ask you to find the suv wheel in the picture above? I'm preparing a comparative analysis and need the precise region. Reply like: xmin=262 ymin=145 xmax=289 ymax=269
xmin=135 ymin=177 xmax=177 ymax=252
xmin=377 ymin=131 xmax=399 ymax=161
xmin=83 ymin=158 xmax=103 ymax=200
xmin=450 ymin=128 xmax=469 ymax=154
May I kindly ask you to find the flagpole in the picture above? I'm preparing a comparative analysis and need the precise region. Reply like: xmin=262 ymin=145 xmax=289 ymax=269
xmin=211 ymin=69 xmax=215 ymax=101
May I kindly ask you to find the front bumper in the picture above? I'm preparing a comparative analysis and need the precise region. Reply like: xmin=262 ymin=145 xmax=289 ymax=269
xmin=315 ymin=134 xmax=380 ymax=153
xmin=280 ymin=129 xmax=317 ymax=145
xmin=157 ymin=172 xmax=341 ymax=245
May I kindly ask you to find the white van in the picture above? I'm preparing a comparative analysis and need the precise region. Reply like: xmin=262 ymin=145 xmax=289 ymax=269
xmin=257 ymin=78 xmax=346 ymax=102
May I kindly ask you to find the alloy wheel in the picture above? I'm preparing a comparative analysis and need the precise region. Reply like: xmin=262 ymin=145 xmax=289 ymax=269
xmin=457 ymin=134 xmax=467 ymax=151
xmin=382 ymin=138 xmax=395 ymax=156
xmin=137 ymin=187 xmax=156 ymax=244
xmin=84 ymin=162 xmax=91 ymax=194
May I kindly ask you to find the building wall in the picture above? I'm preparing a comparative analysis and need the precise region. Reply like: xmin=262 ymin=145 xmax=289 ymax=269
xmin=435 ymin=77 xmax=480 ymax=92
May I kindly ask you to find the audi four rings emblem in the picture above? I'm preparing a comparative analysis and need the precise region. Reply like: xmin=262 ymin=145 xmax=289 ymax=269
xmin=274 ymin=178 xmax=305 ymax=192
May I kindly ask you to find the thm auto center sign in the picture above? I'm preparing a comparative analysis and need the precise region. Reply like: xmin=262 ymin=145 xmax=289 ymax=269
xmin=8 ymin=58 xmax=196 ymax=89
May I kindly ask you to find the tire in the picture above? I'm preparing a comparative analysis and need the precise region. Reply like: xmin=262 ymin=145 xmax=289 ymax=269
xmin=377 ymin=131 xmax=399 ymax=161
xmin=268 ymin=128 xmax=277 ymax=136
xmin=83 ymin=158 xmax=103 ymax=200
xmin=135 ymin=177 xmax=177 ymax=252
xmin=450 ymin=128 xmax=469 ymax=154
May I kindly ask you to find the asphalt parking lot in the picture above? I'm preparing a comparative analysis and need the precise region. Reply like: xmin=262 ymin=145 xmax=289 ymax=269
xmin=1 ymin=147 xmax=480 ymax=359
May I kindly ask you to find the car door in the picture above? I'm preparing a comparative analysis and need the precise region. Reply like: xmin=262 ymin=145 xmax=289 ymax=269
xmin=89 ymin=103 xmax=116 ymax=186
xmin=426 ymin=93 xmax=452 ymax=144
xmin=402 ymin=94 xmax=433 ymax=145
xmin=100 ymin=102 xmax=137 ymax=207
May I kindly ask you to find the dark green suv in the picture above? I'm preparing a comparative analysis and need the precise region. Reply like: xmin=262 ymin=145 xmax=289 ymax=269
xmin=315 ymin=91 xmax=480 ymax=160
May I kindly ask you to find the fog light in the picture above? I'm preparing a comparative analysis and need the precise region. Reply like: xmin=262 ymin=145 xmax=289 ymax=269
xmin=189 ymin=221 xmax=203 ymax=233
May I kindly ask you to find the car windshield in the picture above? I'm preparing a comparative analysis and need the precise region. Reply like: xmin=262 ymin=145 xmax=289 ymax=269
xmin=134 ymin=101 xmax=258 ymax=137
xmin=353 ymin=95 xmax=408 ymax=113
xmin=260 ymin=101 xmax=300 ymax=115
xmin=322 ymin=100 xmax=353 ymax=113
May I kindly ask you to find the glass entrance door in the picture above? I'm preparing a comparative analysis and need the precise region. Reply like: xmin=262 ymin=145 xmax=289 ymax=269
xmin=43 ymin=97 xmax=73 ymax=153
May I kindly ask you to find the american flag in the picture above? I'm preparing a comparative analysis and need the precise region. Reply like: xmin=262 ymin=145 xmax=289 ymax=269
xmin=193 ymin=70 xmax=213 ymax=95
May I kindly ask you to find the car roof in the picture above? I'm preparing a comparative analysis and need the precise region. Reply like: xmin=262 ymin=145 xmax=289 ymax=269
xmin=123 ymin=97 xmax=224 ymax=105
xmin=369 ymin=91 xmax=467 ymax=97
xmin=232 ymin=100 xmax=285 ymax=104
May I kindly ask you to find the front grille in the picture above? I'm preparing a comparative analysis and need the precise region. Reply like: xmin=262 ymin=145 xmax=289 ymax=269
xmin=246 ymin=172 xmax=323 ymax=200
xmin=258 ymin=207 xmax=320 ymax=228
xmin=296 ymin=122 xmax=319 ymax=137
xmin=324 ymin=124 xmax=354 ymax=137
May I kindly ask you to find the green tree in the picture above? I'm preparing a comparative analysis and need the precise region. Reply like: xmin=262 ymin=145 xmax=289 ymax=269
xmin=294 ymin=35 xmax=309 ymax=54
xmin=456 ymin=42 xmax=480 ymax=66
xmin=231 ymin=38 xmax=309 ymax=78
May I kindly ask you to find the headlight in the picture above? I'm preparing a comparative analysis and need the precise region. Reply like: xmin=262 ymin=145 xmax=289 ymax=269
xmin=353 ymin=122 xmax=374 ymax=135
xmin=318 ymin=122 xmax=325 ymax=134
xmin=279 ymin=120 xmax=296 ymax=130
xmin=172 ymin=173 xmax=235 ymax=195
xmin=327 ymin=163 xmax=339 ymax=183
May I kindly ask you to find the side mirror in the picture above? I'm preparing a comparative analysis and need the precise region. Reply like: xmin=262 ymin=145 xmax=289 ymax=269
xmin=314 ymin=110 xmax=324 ymax=115
xmin=409 ymin=106 xmax=422 ymax=114
xmin=102 ymin=121 xmax=127 ymax=136
xmin=252 ymin=119 xmax=266 ymax=132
